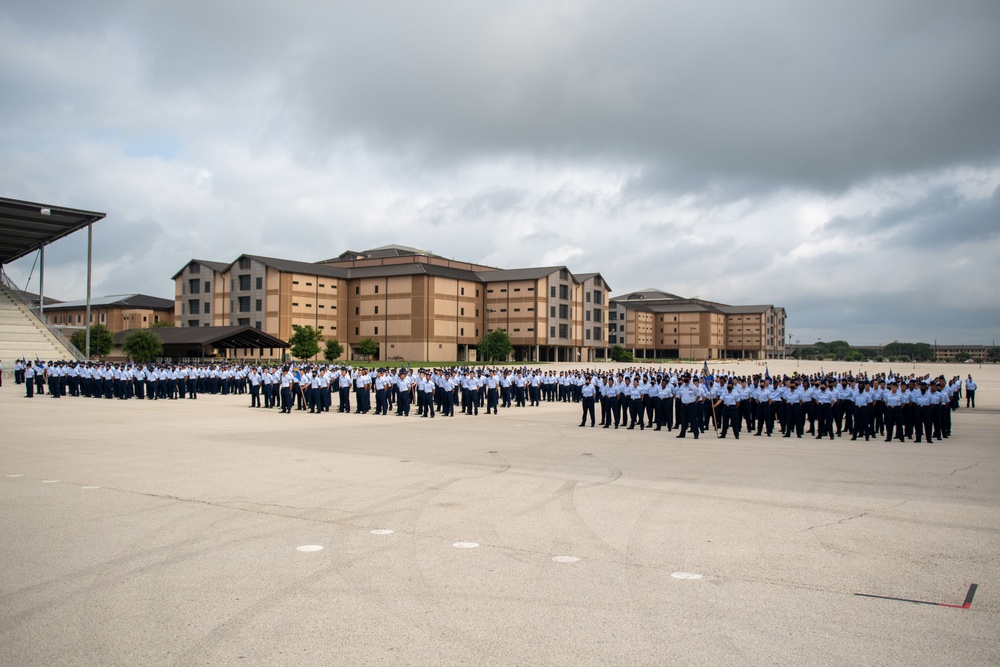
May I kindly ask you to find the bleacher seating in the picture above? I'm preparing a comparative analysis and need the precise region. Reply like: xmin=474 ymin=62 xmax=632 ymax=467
xmin=0 ymin=284 xmax=76 ymax=377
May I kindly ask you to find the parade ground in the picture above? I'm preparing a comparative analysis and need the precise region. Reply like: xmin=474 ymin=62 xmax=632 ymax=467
xmin=1 ymin=360 xmax=997 ymax=665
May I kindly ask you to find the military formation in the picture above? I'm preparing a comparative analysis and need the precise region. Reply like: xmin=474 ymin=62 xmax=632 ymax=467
xmin=7 ymin=359 xmax=591 ymax=418
xmin=7 ymin=358 xmax=977 ymax=445
xmin=572 ymin=366 xmax=975 ymax=444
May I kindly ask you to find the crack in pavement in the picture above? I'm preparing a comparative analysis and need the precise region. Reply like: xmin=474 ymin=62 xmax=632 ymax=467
xmin=802 ymin=500 xmax=909 ymax=533
xmin=950 ymin=462 xmax=980 ymax=476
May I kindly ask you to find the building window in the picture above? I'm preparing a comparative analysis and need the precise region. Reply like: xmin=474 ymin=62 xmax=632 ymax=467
xmin=238 ymin=318 xmax=250 ymax=326
xmin=559 ymin=324 xmax=568 ymax=338
xmin=189 ymin=299 xmax=199 ymax=315
xmin=306 ymin=282 xmax=312 ymax=287
xmin=527 ymin=327 xmax=534 ymax=332
xmin=586 ymin=329 xmax=591 ymax=340
xmin=586 ymin=311 xmax=591 ymax=321
xmin=355 ymin=286 xmax=360 ymax=295
xmin=355 ymin=327 xmax=359 ymax=335
xmin=238 ymin=274 xmax=251 ymax=291
xmin=593 ymin=309 xmax=601 ymax=323
xmin=355 ymin=307 xmax=359 ymax=315
xmin=460 ymin=287 xmax=464 ymax=296
xmin=189 ymin=264 xmax=200 ymax=274
xmin=514 ymin=308 xmax=520 ymax=312
xmin=514 ymin=328 xmax=520 ymax=332
xmin=256 ymin=277 xmax=263 ymax=289
xmin=500 ymin=288 xmax=507 ymax=293
xmin=593 ymin=290 xmax=602 ymax=304
xmin=238 ymin=296 xmax=250 ymax=312
xmin=374 ymin=306 xmax=379 ymax=314
xmin=189 ymin=279 xmax=200 ymax=295
xmin=550 ymin=306 xmax=556 ymax=317
xmin=460 ymin=307 xmax=464 ymax=316
xmin=550 ymin=286 xmax=556 ymax=298
xmin=292 ymin=302 xmax=299 ymax=307
xmin=559 ymin=304 xmax=569 ymax=319
xmin=550 ymin=326 xmax=556 ymax=338
xmin=204 ymin=302 xmax=210 ymax=314
xmin=255 ymin=321 xmax=261 ymax=330
xmin=374 ymin=326 xmax=379 ymax=335
xmin=188 ymin=319 xmax=199 ymax=328
xmin=488 ymin=289 xmax=494 ymax=293
xmin=593 ymin=327 xmax=601 ymax=341
xmin=559 ymin=285 xmax=568 ymax=300
xmin=476 ymin=289 xmax=479 ymax=297
xmin=239 ymin=258 xmax=251 ymax=270
xmin=374 ymin=285 xmax=379 ymax=294
xmin=460 ymin=328 xmax=464 ymax=336
xmin=255 ymin=299 xmax=262 ymax=312
xmin=586 ymin=292 xmax=591 ymax=303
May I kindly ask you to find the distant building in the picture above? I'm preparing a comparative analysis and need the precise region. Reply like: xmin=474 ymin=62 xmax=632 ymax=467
xmin=933 ymin=345 xmax=992 ymax=362
xmin=172 ymin=245 xmax=611 ymax=362
xmin=609 ymin=289 xmax=787 ymax=360
xmin=43 ymin=294 xmax=175 ymax=334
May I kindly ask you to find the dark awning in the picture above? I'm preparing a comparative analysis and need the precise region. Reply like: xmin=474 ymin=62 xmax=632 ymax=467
xmin=114 ymin=325 xmax=289 ymax=350
xmin=0 ymin=197 xmax=107 ymax=266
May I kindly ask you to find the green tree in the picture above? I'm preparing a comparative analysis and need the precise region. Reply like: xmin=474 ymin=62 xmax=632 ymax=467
xmin=843 ymin=350 xmax=864 ymax=362
xmin=121 ymin=329 xmax=164 ymax=363
xmin=477 ymin=329 xmax=512 ymax=363
xmin=610 ymin=344 xmax=634 ymax=363
xmin=150 ymin=319 xmax=174 ymax=328
xmin=358 ymin=336 xmax=379 ymax=361
xmin=323 ymin=338 xmax=344 ymax=363
xmin=988 ymin=347 xmax=1000 ymax=362
xmin=955 ymin=352 xmax=972 ymax=362
xmin=70 ymin=324 xmax=113 ymax=358
xmin=288 ymin=324 xmax=321 ymax=360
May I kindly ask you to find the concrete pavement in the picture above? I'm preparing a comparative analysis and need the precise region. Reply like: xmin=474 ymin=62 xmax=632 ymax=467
xmin=1 ymin=361 xmax=997 ymax=665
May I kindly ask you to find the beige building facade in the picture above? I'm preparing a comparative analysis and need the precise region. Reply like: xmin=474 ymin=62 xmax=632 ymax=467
xmin=172 ymin=246 xmax=612 ymax=362
xmin=44 ymin=294 xmax=175 ymax=335
xmin=609 ymin=289 xmax=787 ymax=360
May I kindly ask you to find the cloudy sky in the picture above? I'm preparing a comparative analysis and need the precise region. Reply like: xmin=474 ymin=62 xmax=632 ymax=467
xmin=2 ymin=1 xmax=998 ymax=345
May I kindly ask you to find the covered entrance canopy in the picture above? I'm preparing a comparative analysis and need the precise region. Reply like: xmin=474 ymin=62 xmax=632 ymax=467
xmin=114 ymin=325 xmax=289 ymax=362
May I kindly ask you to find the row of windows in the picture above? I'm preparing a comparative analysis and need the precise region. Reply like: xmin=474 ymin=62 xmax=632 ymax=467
xmin=50 ymin=312 xmax=111 ymax=324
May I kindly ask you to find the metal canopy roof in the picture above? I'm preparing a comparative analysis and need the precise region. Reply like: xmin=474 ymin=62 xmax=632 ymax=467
xmin=114 ymin=325 xmax=289 ymax=350
xmin=0 ymin=197 xmax=106 ymax=266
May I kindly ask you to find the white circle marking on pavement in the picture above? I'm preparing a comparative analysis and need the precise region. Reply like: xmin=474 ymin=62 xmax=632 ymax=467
xmin=552 ymin=556 xmax=580 ymax=563
xmin=41 ymin=480 xmax=59 ymax=483
xmin=453 ymin=542 xmax=480 ymax=549
xmin=296 ymin=545 xmax=324 ymax=552
xmin=370 ymin=529 xmax=394 ymax=535
xmin=672 ymin=572 xmax=703 ymax=580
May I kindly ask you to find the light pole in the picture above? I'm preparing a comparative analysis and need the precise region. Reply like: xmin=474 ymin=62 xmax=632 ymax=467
xmin=795 ymin=339 xmax=800 ymax=367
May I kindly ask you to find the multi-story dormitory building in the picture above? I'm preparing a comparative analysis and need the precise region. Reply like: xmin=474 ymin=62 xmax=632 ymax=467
xmin=172 ymin=245 xmax=612 ymax=363
xmin=608 ymin=289 xmax=787 ymax=360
